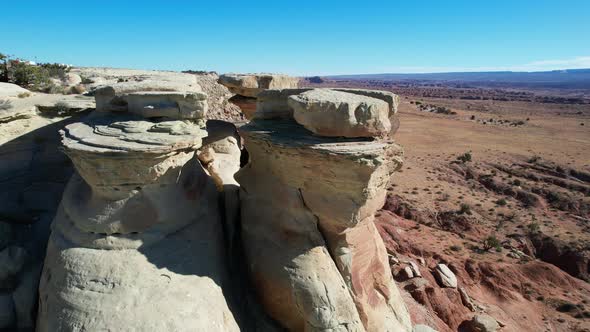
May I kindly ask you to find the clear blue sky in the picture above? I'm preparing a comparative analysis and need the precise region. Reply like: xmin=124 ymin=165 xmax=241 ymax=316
xmin=2 ymin=0 xmax=590 ymax=75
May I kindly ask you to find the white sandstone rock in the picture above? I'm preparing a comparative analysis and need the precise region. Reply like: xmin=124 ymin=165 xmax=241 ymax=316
xmin=236 ymin=119 xmax=410 ymax=331
xmin=459 ymin=287 xmax=477 ymax=311
xmin=124 ymin=91 xmax=208 ymax=119
xmin=413 ymin=324 xmax=439 ymax=332
xmin=434 ymin=263 xmax=458 ymax=288
xmin=254 ymin=88 xmax=313 ymax=120
xmin=0 ymin=82 xmax=30 ymax=98
xmin=63 ymin=73 xmax=82 ymax=86
xmin=333 ymin=88 xmax=399 ymax=117
xmin=93 ymin=77 xmax=206 ymax=117
xmin=466 ymin=314 xmax=500 ymax=332
xmin=402 ymin=266 xmax=415 ymax=279
xmin=37 ymin=97 xmax=239 ymax=330
xmin=288 ymin=89 xmax=391 ymax=138
xmin=409 ymin=261 xmax=422 ymax=278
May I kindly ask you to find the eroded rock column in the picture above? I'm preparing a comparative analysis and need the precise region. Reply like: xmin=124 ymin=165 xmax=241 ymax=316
xmin=236 ymin=88 xmax=411 ymax=331
xmin=36 ymin=83 xmax=240 ymax=331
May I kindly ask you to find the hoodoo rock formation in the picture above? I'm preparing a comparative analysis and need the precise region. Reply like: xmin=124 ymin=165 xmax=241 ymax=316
xmin=218 ymin=73 xmax=299 ymax=119
xmin=236 ymin=88 xmax=411 ymax=331
xmin=0 ymin=71 xmax=416 ymax=331
xmin=36 ymin=83 xmax=241 ymax=331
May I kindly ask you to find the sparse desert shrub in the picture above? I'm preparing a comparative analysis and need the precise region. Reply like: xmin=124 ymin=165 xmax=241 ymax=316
xmin=450 ymin=245 xmax=462 ymax=252
xmin=70 ymin=84 xmax=86 ymax=94
xmin=495 ymin=198 xmax=507 ymax=206
xmin=0 ymin=52 xmax=8 ymax=82
xmin=556 ymin=302 xmax=577 ymax=313
xmin=504 ymin=212 xmax=519 ymax=222
xmin=80 ymin=75 xmax=93 ymax=84
xmin=38 ymin=62 xmax=70 ymax=79
xmin=515 ymin=189 xmax=540 ymax=208
xmin=456 ymin=151 xmax=472 ymax=163
xmin=526 ymin=222 xmax=540 ymax=234
xmin=439 ymin=193 xmax=450 ymax=201
xmin=11 ymin=61 xmax=51 ymax=90
xmin=0 ymin=99 xmax=12 ymax=110
xmin=53 ymin=101 xmax=70 ymax=115
xmin=555 ymin=165 xmax=566 ymax=174
xmin=458 ymin=203 xmax=472 ymax=215
xmin=482 ymin=235 xmax=501 ymax=251
xmin=45 ymin=84 xmax=66 ymax=94
xmin=528 ymin=155 xmax=541 ymax=163
xmin=470 ymin=115 xmax=475 ymax=120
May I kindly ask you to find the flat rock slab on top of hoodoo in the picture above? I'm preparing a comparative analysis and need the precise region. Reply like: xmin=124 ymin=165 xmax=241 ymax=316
xmin=124 ymin=91 xmax=207 ymax=119
xmin=240 ymin=119 xmax=393 ymax=156
xmin=218 ymin=73 xmax=299 ymax=98
xmin=93 ymin=78 xmax=208 ymax=119
xmin=332 ymin=88 xmax=399 ymax=117
xmin=287 ymin=89 xmax=391 ymax=138
xmin=61 ymin=115 xmax=206 ymax=154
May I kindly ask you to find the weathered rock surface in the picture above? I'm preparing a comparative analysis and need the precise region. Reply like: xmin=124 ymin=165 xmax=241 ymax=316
xmin=37 ymin=94 xmax=240 ymax=330
xmin=63 ymin=73 xmax=82 ymax=86
xmin=332 ymin=88 xmax=399 ymax=117
xmin=236 ymin=118 xmax=410 ymax=331
xmin=72 ymin=68 xmax=243 ymax=121
xmin=191 ymin=72 xmax=244 ymax=121
xmin=12 ymin=264 xmax=42 ymax=330
xmin=255 ymin=88 xmax=313 ymax=120
xmin=199 ymin=120 xmax=242 ymax=250
xmin=0 ymin=246 xmax=28 ymax=290
xmin=458 ymin=287 xmax=477 ymax=312
xmin=225 ymin=95 xmax=256 ymax=120
xmin=413 ymin=324 xmax=439 ymax=332
xmin=0 ymin=93 xmax=93 ymax=124
xmin=463 ymin=314 xmax=500 ymax=332
xmin=0 ymin=83 xmax=30 ymax=98
xmin=94 ymin=83 xmax=207 ymax=119
xmin=0 ymin=84 xmax=97 ymax=330
xmin=434 ymin=264 xmax=457 ymax=288
xmin=288 ymin=89 xmax=391 ymax=137
xmin=218 ymin=73 xmax=299 ymax=98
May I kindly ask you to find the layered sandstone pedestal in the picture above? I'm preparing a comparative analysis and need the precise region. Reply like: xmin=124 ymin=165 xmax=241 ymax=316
xmin=236 ymin=88 xmax=412 ymax=331
xmin=36 ymin=83 xmax=240 ymax=331
xmin=218 ymin=73 xmax=299 ymax=119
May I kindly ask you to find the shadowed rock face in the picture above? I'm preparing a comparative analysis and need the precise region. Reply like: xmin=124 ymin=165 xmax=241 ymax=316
xmin=218 ymin=73 xmax=300 ymax=120
xmin=235 ymin=85 xmax=411 ymax=331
